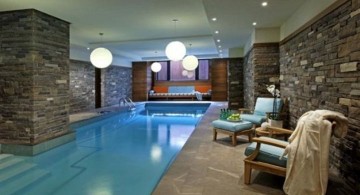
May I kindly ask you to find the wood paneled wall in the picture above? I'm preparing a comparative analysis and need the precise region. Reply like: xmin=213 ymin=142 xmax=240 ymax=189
xmin=132 ymin=62 xmax=152 ymax=101
xmin=211 ymin=59 xmax=228 ymax=101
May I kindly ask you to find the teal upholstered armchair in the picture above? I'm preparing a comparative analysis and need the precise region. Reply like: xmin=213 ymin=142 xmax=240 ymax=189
xmin=239 ymin=97 xmax=283 ymax=127
xmin=243 ymin=126 xmax=293 ymax=184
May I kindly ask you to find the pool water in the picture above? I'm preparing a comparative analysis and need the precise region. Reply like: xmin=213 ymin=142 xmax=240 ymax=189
xmin=0 ymin=103 xmax=209 ymax=195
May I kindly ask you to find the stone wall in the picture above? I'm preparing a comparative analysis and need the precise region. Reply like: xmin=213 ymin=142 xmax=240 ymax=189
xmin=228 ymin=58 xmax=244 ymax=109
xmin=243 ymin=43 xmax=280 ymax=110
xmin=101 ymin=66 xmax=132 ymax=107
xmin=69 ymin=60 xmax=95 ymax=113
xmin=243 ymin=49 xmax=255 ymax=109
xmin=279 ymin=0 xmax=360 ymax=190
xmin=0 ymin=9 xmax=70 ymax=146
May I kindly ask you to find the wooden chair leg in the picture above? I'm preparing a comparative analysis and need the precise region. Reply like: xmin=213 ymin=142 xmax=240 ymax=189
xmin=248 ymin=132 xmax=253 ymax=142
xmin=213 ymin=128 xmax=217 ymax=141
xmin=244 ymin=162 xmax=252 ymax=184
xmin=232 ymin=133 xmax=237 ymax=146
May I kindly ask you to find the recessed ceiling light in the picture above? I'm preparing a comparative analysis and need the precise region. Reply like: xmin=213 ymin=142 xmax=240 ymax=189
xmin=252 ymin=22 xmax=257 ymax=26
xmin=212 ymin=17 xmax=217 ymax=21
xmin=87 ymin=47 xmax=90 ymax=50
xmin=262 ymin=2 xmax=268 ymax=7
xmin=218 ymin=45 xmax=222 ymax=48
xmin=219 ymin=50 xmax=222 ymax=53
xmin=215 ymin=30 xmax=219 ymax=34
xmin=217 ymin=39 xmax=221 ymax=42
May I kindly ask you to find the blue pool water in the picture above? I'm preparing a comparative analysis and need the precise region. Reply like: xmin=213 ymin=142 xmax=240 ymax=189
xmin=0 ymin=103 xmax=210 ymax=195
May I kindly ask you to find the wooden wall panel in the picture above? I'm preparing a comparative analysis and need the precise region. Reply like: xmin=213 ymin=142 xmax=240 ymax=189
xmin=132 ymin=62 xmax=152 ymax=101
xmin=211 ymin=59 xmax=228 ymax=101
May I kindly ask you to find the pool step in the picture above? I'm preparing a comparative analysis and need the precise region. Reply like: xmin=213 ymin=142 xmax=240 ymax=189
xmin=0 ymin=157 xmax=24 ymax=171
xmin=0 ymin=154 xmax=14 ymax=163
xmin=0 ymin=155 xmax=51 ymax=195
xmin=0 ymin=169 xmax=50 ymax=195
xmin=0 ymin=163 xmax=37 ymax=183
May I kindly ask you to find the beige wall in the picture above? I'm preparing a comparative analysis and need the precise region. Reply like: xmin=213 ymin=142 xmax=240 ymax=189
xmin=280 ymin=0 xmax=336 ymax=39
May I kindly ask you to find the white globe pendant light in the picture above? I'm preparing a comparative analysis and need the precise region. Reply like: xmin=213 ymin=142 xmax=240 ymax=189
xmin=182 ymin=55 xmax=198 ymax=71
xmin=165 ymin=19 xmax=186 ymax=61
xmin=182 ymin=43 xmax=198 ymax=70
xmin=90 ymin=47 xmax=113 ymax=68
xmin=182 ymin=70 xmax=188 ymax=76
xmin=165 ymin=41 xmax=186 ymax=61
xmin=151 ymin=62 xmax=162 ymax=72
xmin=90 ymin=33 xmax=113 ymax=69
xmin=187 ymin=71 xmax=194 ymax=78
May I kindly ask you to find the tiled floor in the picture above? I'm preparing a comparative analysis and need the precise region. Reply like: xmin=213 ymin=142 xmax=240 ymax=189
xmin=152 ymin=102 xmax=285 ymax=195
xmin=70 ymin=101 xmax=353 ymax=195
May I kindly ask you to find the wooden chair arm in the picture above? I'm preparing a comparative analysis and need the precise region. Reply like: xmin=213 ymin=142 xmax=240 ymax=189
xmin=238 ymin=108 xmax=252 ymax=114
xmin=251 ymin=137 xmax=288 ymax=149
xmin=265 ymin=126 xmax=293 ymax=135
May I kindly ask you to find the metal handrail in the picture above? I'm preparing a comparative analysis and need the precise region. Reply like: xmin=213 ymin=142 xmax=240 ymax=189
xmin=119 ymin=97 xmax=136 ymax=110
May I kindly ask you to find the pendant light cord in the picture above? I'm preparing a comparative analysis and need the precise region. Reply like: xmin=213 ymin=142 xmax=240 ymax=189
xmin=99 ymin=33 xmax=104 ymax=45
xmin=172 ymin=19 xmax=178 ymax=36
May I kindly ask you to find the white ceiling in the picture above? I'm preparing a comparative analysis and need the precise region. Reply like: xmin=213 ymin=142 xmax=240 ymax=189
xmin=0 ymin=0 xmax=307 ymax=66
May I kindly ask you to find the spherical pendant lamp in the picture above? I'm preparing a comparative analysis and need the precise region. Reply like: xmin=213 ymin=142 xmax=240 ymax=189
xmin=165 ymin=19 xmax=186 ymax=61
xmin=151 ymin=62 xmax=162 ymax=72
xmin=182 ymin=70 xmax=188 ymax=76
xmin=182 ymin=55 xmax=198 ymax=71
xmin=187 ymin=71 xmax=194 ymax=78
xmin=165 ymin=41 xmax=186 ymax=61
xmin=90 ymin=47 xmax=113 ymax=68
xmin=90 ymin=33 xmax=113 ymax=69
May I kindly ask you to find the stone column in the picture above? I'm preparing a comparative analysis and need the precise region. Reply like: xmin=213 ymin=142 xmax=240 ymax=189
xmin=243 ymin=43 xmax=280 ymax=109
xmin=0 ymin=9 xmax=74 ymax=155
xmin=228 ymin=58 xmax=244 ymax=109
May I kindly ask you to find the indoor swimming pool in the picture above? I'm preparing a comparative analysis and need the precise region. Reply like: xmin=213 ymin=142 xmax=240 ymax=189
xmin=0 ymin=103 xmax=210 ymax=195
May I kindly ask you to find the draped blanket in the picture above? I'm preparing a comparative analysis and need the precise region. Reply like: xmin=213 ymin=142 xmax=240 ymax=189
xmin=283 ymin=110 xmax=348 ymax=195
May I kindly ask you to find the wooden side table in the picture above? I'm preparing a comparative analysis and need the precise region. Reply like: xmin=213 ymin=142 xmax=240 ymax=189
xmin=255 ymin=127 xmax=289 ymax=141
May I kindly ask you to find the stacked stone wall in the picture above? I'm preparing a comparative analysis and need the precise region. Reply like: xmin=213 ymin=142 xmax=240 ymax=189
xmin=243 ymin=43 xmax=280 ymax=110
xmin=228 ymin=58 xmax=244 ymax=109
xmin=0 ymin=9 xmax=70 ymax=145
xmin=279 ymin=1 xmax=360 ymax=190
xmin=69 ymin=60 xmax=95 ymax=113
xmin=102 ymin=66 xmax=132 ymax=107
xmin=243 ymin=49 xmax=255 ymax=109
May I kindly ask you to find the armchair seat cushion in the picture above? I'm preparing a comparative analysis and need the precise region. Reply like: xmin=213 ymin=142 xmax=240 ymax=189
xmin=245 ymin=139 xmax=288 ymax=167
xmin=212 ymin=120 xmax=253 ymax=132
xmin=241 ymin=114 xmax=267 ymax=125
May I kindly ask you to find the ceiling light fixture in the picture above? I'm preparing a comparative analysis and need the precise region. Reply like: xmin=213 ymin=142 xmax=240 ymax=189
xmin=182 ymin=44 xmax=199 ymax=71
xmin=211 ymin=17 xmax=217 ymax=21
xmin=90 ymin=33 xmax=113 ymax=69
xmin=217 ymin=39 xmax=221 ymax=42
xmin=165 ymin=19 xmax=186 ymax=61
xmin=252 ymin=22 xmax=257 ymax=26
xmin=151 ymin=62 xmax=162 ymax=72
xmin=262 ymin=2 xmax=268 ymax=7
xmin=215 ymin=30 xmax=219 ymax=34
xmin=218 ymin=45 xmax=222 ymax=48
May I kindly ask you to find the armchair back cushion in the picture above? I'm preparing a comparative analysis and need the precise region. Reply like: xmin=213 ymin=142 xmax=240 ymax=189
xmin=194 ymin=85 xmax=211 ymax=93
xmin=168 ymin=86 xmax=195 ymax=93
xmin=153 ymin=86 xmax=168 ymax=93
xmin=254 ymin=97 xmax=283 ymax=116
xmin=241 ymin=97 xmax=283 ymax=125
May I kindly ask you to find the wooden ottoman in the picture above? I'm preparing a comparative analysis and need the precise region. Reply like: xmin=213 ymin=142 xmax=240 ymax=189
xmin=212 ymin=119 xmax=254 ymax=146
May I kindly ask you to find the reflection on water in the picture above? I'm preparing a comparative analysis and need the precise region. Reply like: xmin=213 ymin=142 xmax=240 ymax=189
xmin=0 ymin=104 xmax=208 ymax=195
